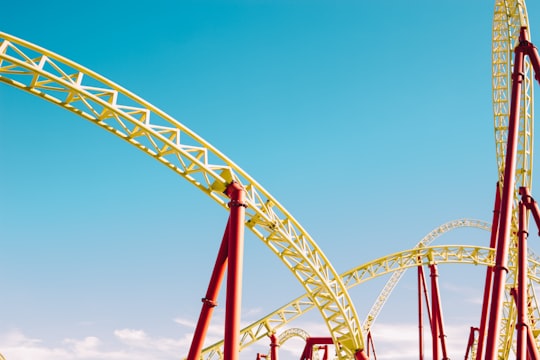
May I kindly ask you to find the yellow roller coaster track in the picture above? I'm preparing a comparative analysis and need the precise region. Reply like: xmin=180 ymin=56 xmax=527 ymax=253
xmin=199 ymin=244 xmax=497 ymax=360
xmin=0 ymin=0 xmax=535 ymax=358
xmin=198 ymin=218 xmax=491 ymax=360
xmin=492 ymin=1 xmax=536 ymax=358
xmin=0 ymin=32 xmax=364 ymax=358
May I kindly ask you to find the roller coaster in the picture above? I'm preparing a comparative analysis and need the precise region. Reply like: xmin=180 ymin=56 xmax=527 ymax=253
xmin=1 ymin=0 xmax=540 ymax=359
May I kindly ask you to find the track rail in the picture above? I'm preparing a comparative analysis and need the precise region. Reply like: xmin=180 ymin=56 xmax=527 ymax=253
xmin=491 ymin=1 xmax=537 ymax=357
xmin=362 ymin=219 xmax=490 ymax=334
xmin=0 ymin=0 xmax=536 ymax=357
xmin=0 ymin=32 xmax=366 ymax=358
xmin=199 ymin=244 xmax=497 ymax=360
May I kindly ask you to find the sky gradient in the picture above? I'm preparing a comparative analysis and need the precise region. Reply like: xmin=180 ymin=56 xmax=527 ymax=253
xmin=1 ymin=1 xmax=539 ymax=359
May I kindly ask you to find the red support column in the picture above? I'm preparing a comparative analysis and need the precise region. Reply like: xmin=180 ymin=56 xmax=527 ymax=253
xmin=354 ymin=349 xmax=369 ymax=360
xmin=187 ymin=220 xmax=230 ymax=360
xmin=223 ymin=182 xmax=247 ymax=360
xmin=320 ymin=345 xmax=329 ymax=360
xmin=418 ymin=264 xmax=434 ymax=360
xmin=464 ymin=327 xmax=479 ymax=360
xmin=519 ymin=187 xmax=540 ymax=360
xmin=476 ymin=183 xmax=501 ymax=360
xmin=516 ymin=197 xmax=528 ymax=360
xmin=430 ymin=264 xmax=449 ymax=360
xmin=418 ymin=264 xmax=425 ymax=360
xmin=366 ymin=331 xmax=377 ymax=360
xmin=269 ymin=333 xmax=279 ymax=360
xmin=430 ymin=265 xmax=440 ymax=360
xmin=484 ymin=29 xmax=527 ymax=360
xmin=527 ymin=325 xmax=540 ymax=360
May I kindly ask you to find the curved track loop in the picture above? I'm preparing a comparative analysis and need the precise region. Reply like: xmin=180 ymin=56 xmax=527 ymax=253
xmin=362 ymin=219 xmax=490 ymax=334
xmin=492 ymin=1 xmax=537 ymax=357
xmin=493 ymin=0 xmax=534 ymax=192
xmin=270 ymin=328 xmax=313 ymax=360
xmin=277 ymin=328 xmax=311 ymax=345
xmin=199 ymin=244 xmax=497 ymax=360
xmin=0 ymin=33 xmax=364 ymax=358
xmin=0 ymin=32 xmax=365 ymax=357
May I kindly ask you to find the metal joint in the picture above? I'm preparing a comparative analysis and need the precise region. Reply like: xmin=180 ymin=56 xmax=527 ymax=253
xmin=201 ymin=297 xmax=218 ymax=307
xmin=228 ymin=200 xmax=247 ymax=208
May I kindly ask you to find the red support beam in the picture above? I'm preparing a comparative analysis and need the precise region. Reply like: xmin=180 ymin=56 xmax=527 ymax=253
xmin=476 ymin=183 xmax=501 ymax=360
xmin=516 ymin=198 xmax=528 ymax=360
xmin=484 ymin=28 xmax=528 ymax=360
xmin=418 ymin=264 xmax=425 ymax=360
xmin=464 ymin=327 xmax=479 ymax=360
xmin=186 ymin=181 xmax=247 ymax=360
xmin=519 ymin=187 xmax=540 ymax=360
xmin=366 ymin=331 xmax=377 ymax=360
xmin=269 ymin=333 xmax=279 ymax=360
xmin=223 ymin=182 xmax=247 ymax=360
xmin=187 ymin=219 xmax=230 ymax=360
xmin=527 ymin=325 xmax=540 ymax=360
xmin=320 ymin=345 xmax=329 ymax=360
xmin=430 ymin=264 xmax=449 ymax=360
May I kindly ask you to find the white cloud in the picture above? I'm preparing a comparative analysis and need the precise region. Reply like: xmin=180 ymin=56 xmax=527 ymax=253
xmin=114 ymin=328 xmax=189 ymax=354
xmin=0 ymin=328 xmax=188 ymax=360
xmin=0 ymin=318 xmax=485 ymax=360
xmin=174 ymin=317 xmax=197 ymax=328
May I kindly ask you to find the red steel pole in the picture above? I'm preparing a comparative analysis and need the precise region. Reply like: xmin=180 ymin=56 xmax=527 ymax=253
xmin=464 ymin=327 xmax=478 ymax=360
xmin=223 ymin=182 xmax=247 ymax=360
xmin=418 ymin=264 xmax=424 ymax=360
xmin=419 ymin=265 xmax=433 ymax=329
xmin=355 ymin=349 xmax=369 ymax=360
xmin=430 ymin=265 xmax=440 ymax=360
xmin=519 ymin=187 xmax=540 ymax=360
xmin=430 ymin=264 xmax=449 ymax=359
xmin=269 ymin=333 xmax=279 ymax=360
xmin=321 ymin=345 xmax=329 ymax=360
xmin=366 ymin=331 xmax=377 ymax=360
xmin=516 ymin=198 xmax=528 ymax=360
xmin=484 ymin=29 xmax=526 ymax=360
xmin=187 ymin=219 xmax=230 ymax=360
xmin=527 ymin=325 xmax=540 ymax=360
xmin=476 ymin=183 xmax=501 ymax=360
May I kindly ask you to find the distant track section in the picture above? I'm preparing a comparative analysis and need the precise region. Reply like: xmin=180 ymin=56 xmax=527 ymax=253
xmin=198 ymin=244 xmax=496 ymax=360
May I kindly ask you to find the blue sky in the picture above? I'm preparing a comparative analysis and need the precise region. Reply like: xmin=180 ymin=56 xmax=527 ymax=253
xmin=0 ymin=1 xmax=539 ymax=359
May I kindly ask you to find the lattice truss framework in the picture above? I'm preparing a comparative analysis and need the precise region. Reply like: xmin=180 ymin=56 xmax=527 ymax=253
xmin=0 ymin=32 xmax=364 ymax=358
xmin=201 ymin=244 xmax=498 ymax=360
xmin=492 ymin=1 xmax=537 ymax=358
xmin=0 ymin=0 xmax=537 ymax=358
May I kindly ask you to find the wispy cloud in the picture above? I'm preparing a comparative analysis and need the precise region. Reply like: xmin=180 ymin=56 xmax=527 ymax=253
xmin=0 ymin=328 xmax=187 ymax=360
xmin=0 ymin=317 xmax=482 ymax=360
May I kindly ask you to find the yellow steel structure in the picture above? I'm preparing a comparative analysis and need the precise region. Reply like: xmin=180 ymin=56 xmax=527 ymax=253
xmin=0 ymin=32 xmax=364 ymax=359
xmin=0 ymin=0 xmax=537 ymax=358
xmin=277 ymin=328 xmax=311 ymax=345
xmin=362 ymin=219 xmax=490 ymax=334
xmin=199 ymin=243 xmax=497 ymax=360
xmin=492 ymin=1 xmax=536 ymax=358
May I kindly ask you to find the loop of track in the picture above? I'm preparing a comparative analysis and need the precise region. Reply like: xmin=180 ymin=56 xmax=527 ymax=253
xmin=492 ymin=1 xmax=536 ymax=357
